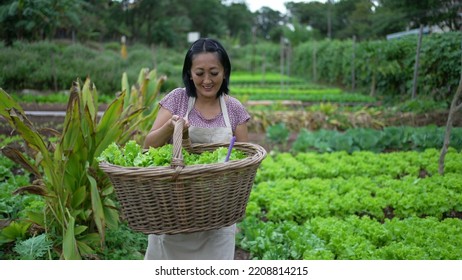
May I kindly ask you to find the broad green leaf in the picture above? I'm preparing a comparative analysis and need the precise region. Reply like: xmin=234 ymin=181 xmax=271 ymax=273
xmin=61 ymin=95 xmax=81 ymax=153
xmin=0 ymin=89 xmax=24 ymax=121
xmin=101 ymin=184 xmax=114 ymax=196
xmin=78 ymin=233 xmax=101 ymax=245
xmin=62 ymin=81 xmax=80 ymax=130
xmin=76 ymin=240 xmax=95 ymax=256
xmin=88 ymin=174 xmax=105 ymax=243
xmin=8 ymin=111 xmax=56 ymax=184
xmin=146 ymin=73 xmax=166 ymax=106
xmin=145 ymin=69 xmax=158 ymax=103
xmin=8 ymin=110 xmax=48 ymax=154
xmin=128 ymin=85 xmax=141 ymax=109
xmin=137 ymin=68 xmax=149 ymax=89
xmin=122 ymin=72 xmax=130 ymax=108
xmin=116 ymin=109 xmax=146 ymax=144
xmin=63 ymin=215 xmax=81 ymax=260
xmin=63 ymin=155 xmax=84 ymax=195
xmin=0 ymin=221 xmax=31 ymax=243
xmin=96 ymin=90 xmax=125 ymax=145
xmin=82 ymin=78 xmax=97 ymax=121
xmin=74 ymin=225 xmax=88 ymax=236
xmin=135 ymin=105 xmax=160 ymax=137
xmin=139 ymin=71 xmax=149 ymax=100
xmin=71 ymin=186 xmax=87 ymax=209
xmin=94 ymin=107 xmax=144 ymax=157
xmin=25 ymin=211 xmax=45 ymax=228
xmin=103 ymin=198 xmax=119 ymax=230
xmin=82 ymin=105 xmax=96 ymax=159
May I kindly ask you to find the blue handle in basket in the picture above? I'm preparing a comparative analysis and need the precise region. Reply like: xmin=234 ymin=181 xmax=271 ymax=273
xmin=224 ymin=136 xmax=236 ymax=162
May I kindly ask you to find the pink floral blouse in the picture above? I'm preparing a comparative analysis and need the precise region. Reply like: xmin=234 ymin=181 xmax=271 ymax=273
xmin=159 ymin=88 xmax=250 ymax=132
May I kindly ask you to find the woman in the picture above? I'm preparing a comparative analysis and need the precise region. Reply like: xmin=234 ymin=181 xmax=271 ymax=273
xmin=143 ymin=38 xmax=250 ymax=260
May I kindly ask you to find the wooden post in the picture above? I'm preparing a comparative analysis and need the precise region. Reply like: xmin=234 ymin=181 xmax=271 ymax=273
xmin=327 ymin=0 xmax=332 ymax=39
xmin=351 ymin=35 xmax=356 ymax=91
xmin=286 ymin=42 xmax=291 ymax=78
xmin=370 ymin=71 xmax=376 ymax=97
xmin=50 ymin=50 xmax=58 ymax=92
xmin=411 ymin=24 xmax=424 ymax=99
xmin=280 ymin=36 xmax=285 ymax=92
xmin=312 ymin=41 xmax=317 ymax=82
xmin=261 ymin=53 xmax=266 ymax=86
xmin=151 ymin=44 xmax=157 ymax=70
xmin=251 ymin=26 xmax=257 ymax=74
xmin=121 ymin=35 xmax=128 ymax=60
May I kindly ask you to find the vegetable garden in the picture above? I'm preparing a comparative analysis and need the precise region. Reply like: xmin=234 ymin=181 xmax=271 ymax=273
xmin=1 ymin=34 xmax=462 ymax=260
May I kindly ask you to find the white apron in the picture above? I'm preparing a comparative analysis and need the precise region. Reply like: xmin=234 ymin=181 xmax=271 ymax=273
xmin=145 ymin=95 xmax=235 ymax=260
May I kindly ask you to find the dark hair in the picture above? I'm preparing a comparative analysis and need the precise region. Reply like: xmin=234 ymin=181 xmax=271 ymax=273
xmin=182 ymin=38 xmax=231 ymax=98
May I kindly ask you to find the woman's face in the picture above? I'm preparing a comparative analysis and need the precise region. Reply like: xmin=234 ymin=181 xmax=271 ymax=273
xmin=190 ymin=52 xmax=224 ymax=99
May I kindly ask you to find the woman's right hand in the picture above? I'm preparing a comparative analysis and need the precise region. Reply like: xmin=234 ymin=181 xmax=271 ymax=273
xmin=171 ymin=115 xmax=190 ymax=138
xmin=144 ymin=108 xmax=189 ymax=148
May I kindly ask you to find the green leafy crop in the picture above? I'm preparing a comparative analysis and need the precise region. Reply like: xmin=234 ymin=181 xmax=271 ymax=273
xmin=97 ymin=140 xmax=247 ymax=167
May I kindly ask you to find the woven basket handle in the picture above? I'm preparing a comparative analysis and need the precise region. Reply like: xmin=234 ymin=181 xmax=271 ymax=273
xmin=171 ymin=118 xmax=185 ymax=169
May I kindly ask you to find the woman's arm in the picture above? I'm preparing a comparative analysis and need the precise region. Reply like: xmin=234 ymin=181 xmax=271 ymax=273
xmin=143 ymin=107 xmax=190 ymax=148
xmin=143 ymin=107 xmax=175 ymax=148
xmin=234 ymin=122 xmax=248 ymax=142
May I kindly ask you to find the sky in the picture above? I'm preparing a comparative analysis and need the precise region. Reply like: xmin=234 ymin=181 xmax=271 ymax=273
xmin=245 ymin=0 xmax=326 ymax=14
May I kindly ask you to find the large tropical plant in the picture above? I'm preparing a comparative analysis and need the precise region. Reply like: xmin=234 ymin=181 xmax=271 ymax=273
xmin=122 ymin=68 xmax=166 ymax=142
xmin=0 ymin=69 xmax=165 ymax=259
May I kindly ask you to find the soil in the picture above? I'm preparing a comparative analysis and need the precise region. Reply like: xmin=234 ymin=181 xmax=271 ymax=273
xmin=386 ymin=110 xmax=462 ymax=127
xmin=234 ymin=247 xmax=250 ymax=260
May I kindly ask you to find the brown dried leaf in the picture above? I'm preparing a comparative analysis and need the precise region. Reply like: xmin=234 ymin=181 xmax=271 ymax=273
xmin=13 ymin=185 xmax=48 ymax=196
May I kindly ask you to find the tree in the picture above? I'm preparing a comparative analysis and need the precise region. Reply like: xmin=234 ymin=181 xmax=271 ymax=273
xmin=379 ymin=0 xmax=462 ymax=31
xmin=283 ymin=17 xmax=315 ymax=47
xmin=101 ymin=0 xmax=132 ymax=41
xmin=340 ymin=0 xmax=375 ymax=40
xmin=287 ymin=1 xmax=328 ymax=37
xmin=225 ymin=2 xmax=254 ymax=45
xmin=183 ymin=0 xmax=228 ymax=39
xmin=122 ymin=0 xmax=191 ymax=47
xmin=0 ymin=0 xmax=84 ymax=43
xmin=254 ymin=6 xmax=284 ymax=42
xmin=437 ymin=0 xmax=462 ymax=31
xmin=368 ymin=4 xmax=407 ymax=38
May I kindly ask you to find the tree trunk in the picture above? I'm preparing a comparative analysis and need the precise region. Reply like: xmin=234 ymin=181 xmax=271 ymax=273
xmin=439 ymin=33 xmax=462 ymax=174
xmin=439 ymin=75 xmax=462 ymax=175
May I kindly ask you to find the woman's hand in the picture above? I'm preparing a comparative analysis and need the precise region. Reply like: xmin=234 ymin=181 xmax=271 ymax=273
xmin=171 ymin=115 xmax=190 ymax=139
xmin=144 ymin=108 xmax=190 ymax=148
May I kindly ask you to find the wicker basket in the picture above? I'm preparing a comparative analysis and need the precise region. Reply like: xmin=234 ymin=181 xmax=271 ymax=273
xmin=99 ymin=119 xmax=267 ymax=235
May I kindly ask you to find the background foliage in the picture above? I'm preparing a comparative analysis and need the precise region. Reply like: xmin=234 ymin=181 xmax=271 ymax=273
xmin=1 ymin=31 xmax=461 ymax=104
xmin=291 ymin=32 xmax=462 ymax=101
xmin=0 ymin=0 xmax=460 ymax=46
